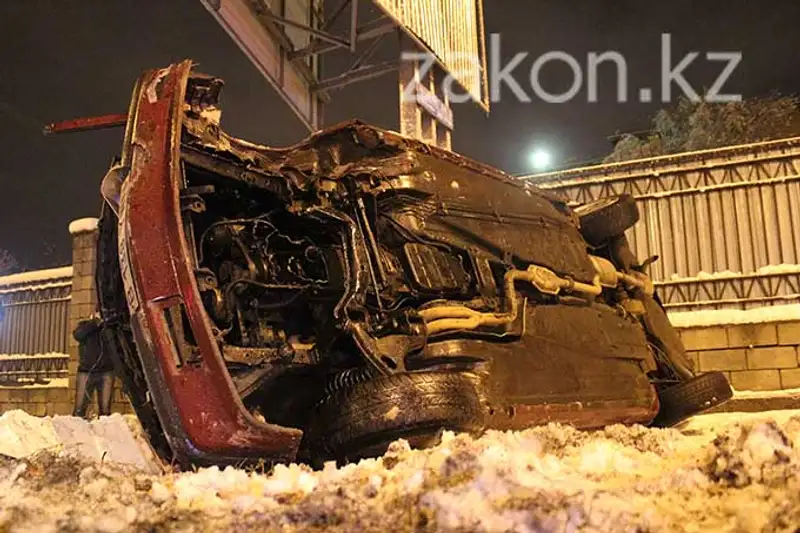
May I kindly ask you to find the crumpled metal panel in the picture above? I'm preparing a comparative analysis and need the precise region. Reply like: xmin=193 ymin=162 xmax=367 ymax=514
xmin=119 ymin=61 xmax=302 ymax=465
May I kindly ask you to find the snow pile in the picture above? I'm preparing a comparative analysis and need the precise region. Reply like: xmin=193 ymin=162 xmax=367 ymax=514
xmin=2 ymin=410 xmax=800 ymax=532
xmin=706 ymin=420 xmax=795 ymax=487
xmin=668 ymin=304 xmax=800 ymax=328
xmin=0 ymin=410 xmax=160 ymax=473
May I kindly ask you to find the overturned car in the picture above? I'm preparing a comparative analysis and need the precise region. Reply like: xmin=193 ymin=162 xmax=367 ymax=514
xmin=86 ymin=61 xmax=731 ymax=467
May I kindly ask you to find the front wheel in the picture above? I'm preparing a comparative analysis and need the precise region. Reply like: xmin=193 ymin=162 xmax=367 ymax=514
xmin=304 ymin=371 xmax=486 ymax=464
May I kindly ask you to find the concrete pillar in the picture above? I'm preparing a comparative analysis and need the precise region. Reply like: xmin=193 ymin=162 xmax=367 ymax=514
xmin=66 ymin=218 xmax=99 ymax=411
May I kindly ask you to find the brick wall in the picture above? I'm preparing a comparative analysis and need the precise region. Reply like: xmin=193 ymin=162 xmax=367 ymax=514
xmin=678 ymin=321 xmax=800 ymax=391
xmin=0 ymin=388 xmax=74 ymax=416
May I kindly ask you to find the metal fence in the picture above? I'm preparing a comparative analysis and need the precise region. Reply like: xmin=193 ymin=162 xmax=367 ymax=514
xmin=526 ymin=137 xmax=800 ymax=311
xmin=0 ymin=270 xmax=72 ymax=386
xmin=0 ymin=269 xmax=72 ymax=354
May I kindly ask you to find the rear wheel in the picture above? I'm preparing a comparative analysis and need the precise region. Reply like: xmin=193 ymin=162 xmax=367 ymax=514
xmin=652 ymin=371 xmax=733 ymax=427
xmin=304 ymin=371 xmax=486 ymax=464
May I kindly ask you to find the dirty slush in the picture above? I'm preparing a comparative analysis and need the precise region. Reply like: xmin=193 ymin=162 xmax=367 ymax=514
xmin=1 ymin=410 xmax=799 ymax=532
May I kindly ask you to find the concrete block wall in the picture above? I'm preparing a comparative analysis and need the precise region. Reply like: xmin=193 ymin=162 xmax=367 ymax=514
xmin=67 ymin=219 xmax=132 ymax=416
xmin=678 ymin=321 xmax=800 ymax=391
xmin=0 ymin=388 xmax=75 ymax=417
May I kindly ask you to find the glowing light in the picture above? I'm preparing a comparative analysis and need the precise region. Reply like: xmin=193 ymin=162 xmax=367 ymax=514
xmin=529 ymin=149 xmax=553 ymax=171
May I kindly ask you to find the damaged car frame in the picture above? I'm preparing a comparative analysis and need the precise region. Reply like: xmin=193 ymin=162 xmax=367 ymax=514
xmin=58 ymin=61 xmax=731 ymax=467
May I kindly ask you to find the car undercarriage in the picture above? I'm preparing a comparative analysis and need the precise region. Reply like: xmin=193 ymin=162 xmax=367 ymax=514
xmin=92 ymin=61 xmax=732 ymax=468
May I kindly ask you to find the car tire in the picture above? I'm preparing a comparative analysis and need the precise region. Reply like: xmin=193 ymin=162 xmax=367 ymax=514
xmin=305 ymin=371 xmax=486 ymax=464
xmin=575 ymin=194 xmax=640 ymax=246
xmin=652 ymin=371 xmax=733 ymax=427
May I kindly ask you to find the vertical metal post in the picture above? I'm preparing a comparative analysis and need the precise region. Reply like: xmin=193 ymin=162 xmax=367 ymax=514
xmin=398 ymin=36 xmax=453 ymax=150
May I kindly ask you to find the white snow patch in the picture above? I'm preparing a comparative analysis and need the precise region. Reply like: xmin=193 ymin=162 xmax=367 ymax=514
xmin=68 ymin=217 xmax=99 ymax=234
xmin=2 ymin=409 xmax=800 ymax=531
xmin=0 ymin=266 xmax=73 ymax=288
xmin=666 ymin=264 xmax=800 ymax=283
xmin=758 ymin=264 xmax=800 ymax=275
xmin=675 ymin=408 xmax=800 ymax=436
xmin=0 ymin=378 xmax=68 ymax=389
xmin=0 ymin=410 xmax=61 ymax=458
xmin=0 ymin=279 xmax=71 ymax=294
xmin=0 ymin=352 xmax=70 ymax=361
xmin=733 ymin=387 xmax=800 ymax=399
xmin=0 ymin=410 xmax=161 ymax=473
xmin=668 ymin=304 xmax=800 ymax=328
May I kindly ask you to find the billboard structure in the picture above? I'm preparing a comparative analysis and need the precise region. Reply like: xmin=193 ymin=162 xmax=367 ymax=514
xmin=200 ymin=0 xmax=488 ymax=148
xmin=373 ymin=0 xmax=488 ymax=109
xmin=200 ymin=0 xmax=326 ymax=131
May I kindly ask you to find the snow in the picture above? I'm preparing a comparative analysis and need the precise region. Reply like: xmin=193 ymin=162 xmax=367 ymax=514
xmin=676 ymin=408 xmax=800 ymax=435
xmin=733 ymin=387 xmax=800 ymax=400
xmin=759 ymin=264 xmax=800 ymax=275
xmin=0 ymin=378 xmax=68 ymax=389
xmin=666 ymin=263 xmax=800 ymax=283
xmin=0 ymin=411 xmax=160 ymax=473
xmin=2 ymin=409 xmax=800 ymax=532
xmin=0 ymin=352 xmax=70 ymax=361
xmin=668 ymin=304 xmax=800 ymax=328
xmin=0 ymin=279 xmax=71 ymax=295
xmin=68 ymin=217 xmax=99 ymax=235
xmin=0 ymin=266 xmax=73 ymax=288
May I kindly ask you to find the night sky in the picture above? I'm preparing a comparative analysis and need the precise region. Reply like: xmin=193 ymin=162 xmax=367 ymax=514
xmin=1 ymin=0 xmax=798 ymax=270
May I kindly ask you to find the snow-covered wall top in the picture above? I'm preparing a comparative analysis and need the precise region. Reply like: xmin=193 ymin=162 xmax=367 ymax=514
xmin=663 ymin=264 xmax=800 ymax=284
xmin=68 ymin=217 xmax=98 ymax=235
xmin=0 ymin=352 xmax=70 ymax=361
xmin=668 ymin=304 xmax=800 ymax=328
xmin=0 ymin=267 xmax=73 ymax=288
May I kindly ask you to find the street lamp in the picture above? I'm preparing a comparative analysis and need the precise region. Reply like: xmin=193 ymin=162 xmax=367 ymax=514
xmin=529 ymin=149 xmax=553 ymax=172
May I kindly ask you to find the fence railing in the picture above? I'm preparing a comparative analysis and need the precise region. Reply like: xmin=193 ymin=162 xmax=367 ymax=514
xmin=0 ymin=268 xmax=73 ymax=385
xmin=525 ymin=137 xmax=800 ymax=311
xmin=0 ymin=354 xmax=70 ymax=386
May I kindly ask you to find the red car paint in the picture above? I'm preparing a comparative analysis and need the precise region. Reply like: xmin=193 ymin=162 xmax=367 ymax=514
xmin=119 ymin=61 xmax=301 ymax=465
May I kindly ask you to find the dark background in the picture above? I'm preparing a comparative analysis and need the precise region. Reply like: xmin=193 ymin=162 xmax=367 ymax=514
xmin=1 ymin=0 xmax=798 ymax=269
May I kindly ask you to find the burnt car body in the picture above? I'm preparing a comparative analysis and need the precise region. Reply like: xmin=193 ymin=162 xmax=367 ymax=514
xmin=93 ymin=61 xmax=732 ymax=467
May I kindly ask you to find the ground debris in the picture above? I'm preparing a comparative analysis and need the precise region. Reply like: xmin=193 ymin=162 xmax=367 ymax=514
xmin=0 ymin=410 xmax=799 ymax=532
